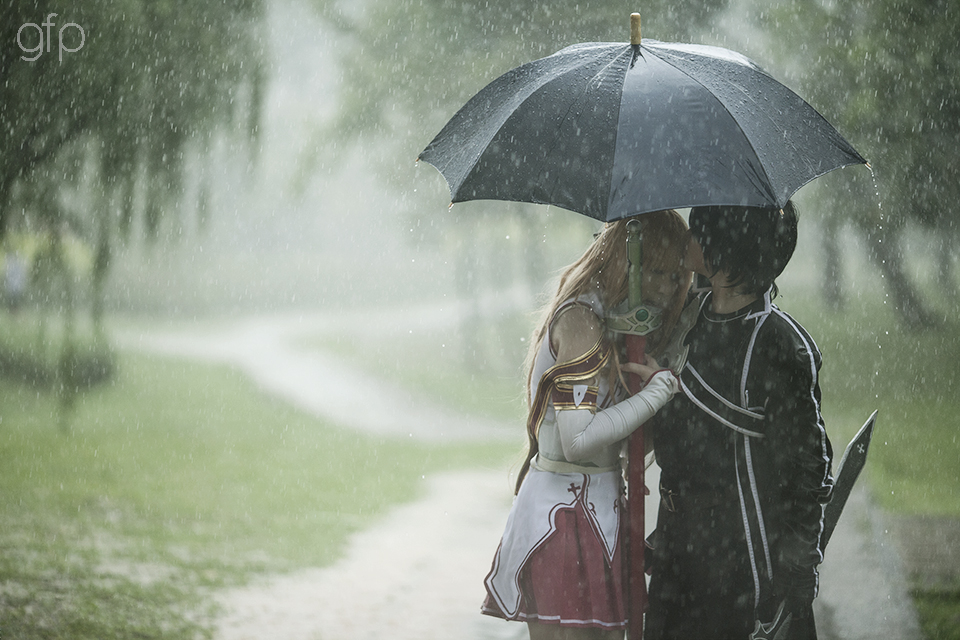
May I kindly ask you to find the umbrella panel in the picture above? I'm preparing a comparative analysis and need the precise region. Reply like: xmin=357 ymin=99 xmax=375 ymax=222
xmin=425 ymin=44 xmax=632 ymax=221
xmin=645 ymin=42 xmax=865 ymax=208
xmin=608 ymin=48 xmax=777 ymax=219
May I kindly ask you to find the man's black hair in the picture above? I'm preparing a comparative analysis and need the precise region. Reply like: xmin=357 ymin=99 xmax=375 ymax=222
xmin=688 ymin=201 xmax=798 ymax=297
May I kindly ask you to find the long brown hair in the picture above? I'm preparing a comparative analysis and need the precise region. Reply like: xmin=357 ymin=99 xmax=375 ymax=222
xmin=524 ymin=209 xmax=692 ymax=398
xmin=515 ymin=210 xmax=691 ymax=492
xmin=641 ymin=210 xmax=695 ymax=358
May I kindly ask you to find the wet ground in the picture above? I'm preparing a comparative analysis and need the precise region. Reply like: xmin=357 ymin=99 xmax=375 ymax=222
xmin=118 ymin=306 xmax=939 ymax=640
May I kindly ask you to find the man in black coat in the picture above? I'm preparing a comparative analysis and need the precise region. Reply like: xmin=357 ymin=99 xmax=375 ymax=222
xmin=645 ymin=203 xmax=834 ymax=640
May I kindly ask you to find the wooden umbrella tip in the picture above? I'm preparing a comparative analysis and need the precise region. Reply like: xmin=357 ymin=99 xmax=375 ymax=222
xmin=630 ymin=12 xmax=642 ymax=45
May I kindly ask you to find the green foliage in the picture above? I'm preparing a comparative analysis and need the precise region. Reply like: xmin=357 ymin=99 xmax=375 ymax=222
xmin=0 ymin=561 xmax=210 ymax=640
xmin=314 ymin=0 xmax=730 ymax=169
xmin=0 ymin=0 xmax=265 ymax=237
xmin=1 ymin=0 xmax=268 ymax=392
xmin=0 ymin=312 xmax=115 ymax=389
xmin=0 ymin=350 xmax=514 ymax=637
xmin=765 ymin=0 xmax=960 ymax=235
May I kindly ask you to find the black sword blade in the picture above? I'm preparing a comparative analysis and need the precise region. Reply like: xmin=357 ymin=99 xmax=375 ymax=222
xmin=821 ymin=410 xmax=878 ymax=552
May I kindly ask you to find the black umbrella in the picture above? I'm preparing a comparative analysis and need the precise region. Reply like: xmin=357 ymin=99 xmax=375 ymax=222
xmin=419 ymin=37 xmax=866 ymax=221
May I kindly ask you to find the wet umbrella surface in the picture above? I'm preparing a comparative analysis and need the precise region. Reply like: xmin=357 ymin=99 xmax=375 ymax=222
xmin=419 ymin=39 xmax=867 ymax=221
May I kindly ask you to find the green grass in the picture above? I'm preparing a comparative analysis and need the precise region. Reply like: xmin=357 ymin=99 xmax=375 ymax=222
xmin=0 ymin=311 xmax=115 ymax=391
xmin=306 ymin=312 xmax=531 ymax=424
xmin=913 ymin=586 xmax=960 ymax=640
xmin=0 ymin=351 xmax=515 ymax=638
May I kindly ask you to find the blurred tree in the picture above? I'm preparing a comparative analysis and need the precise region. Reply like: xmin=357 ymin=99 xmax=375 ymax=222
xmin=1 ymin=0 xmax=265 ymax=235
xmin=0 ymin=0 xmax=265 ymax=420
xmin=1 ymin=0 xmax=264 ymax=318
xmin=765 ymin=0 xmax=959 ymax=328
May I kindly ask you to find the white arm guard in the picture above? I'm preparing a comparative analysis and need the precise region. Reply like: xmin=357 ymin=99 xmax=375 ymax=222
xmin=556 ymin=370 xmax=679 ymax=462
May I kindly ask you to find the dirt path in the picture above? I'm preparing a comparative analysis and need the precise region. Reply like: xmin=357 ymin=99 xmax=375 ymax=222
xmin=116 ymin=308 xmax=517 ymax=443
xmin=213 ymin=470 xmax=524 ymax=640
xmin=118 ymin=307 xmax=923 ymax=640
xmin=116 ymin=305 xmax=529 ymax=639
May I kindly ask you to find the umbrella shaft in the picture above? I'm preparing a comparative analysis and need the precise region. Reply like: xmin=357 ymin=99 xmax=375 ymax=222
xmin=626 ymin=219 xmax=643 ymax=309
xmin=626 ymin=219 xmax=646 ymax=639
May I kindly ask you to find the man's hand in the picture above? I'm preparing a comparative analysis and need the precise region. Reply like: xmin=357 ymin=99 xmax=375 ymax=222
xmin=750 ymin=600 xmax=793 ymax=640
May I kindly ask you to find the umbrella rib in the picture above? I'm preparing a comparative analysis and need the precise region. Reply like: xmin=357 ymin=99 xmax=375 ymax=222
xmin=441 ymin=44 xmax=626 ymax=207
xmin=536 ymin=45 xmax=632 ymax=216
xmin=651 ymin=48 xmax=780 ymax=205
xmin=540 ymin=47 xmax=632 ymax=200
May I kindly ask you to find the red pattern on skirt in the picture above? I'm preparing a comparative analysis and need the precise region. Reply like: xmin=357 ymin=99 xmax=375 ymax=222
xmin=482 ymin=504 xmax=627 ymax=629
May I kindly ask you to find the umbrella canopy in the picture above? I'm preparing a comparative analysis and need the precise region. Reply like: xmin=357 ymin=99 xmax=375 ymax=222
xmin=419 ymin=40 xmax=867 ymax=222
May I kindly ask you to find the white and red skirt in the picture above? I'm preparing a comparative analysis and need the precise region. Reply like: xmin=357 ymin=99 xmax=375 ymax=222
xmin=481 ymin=464 xmax=626 ymax=630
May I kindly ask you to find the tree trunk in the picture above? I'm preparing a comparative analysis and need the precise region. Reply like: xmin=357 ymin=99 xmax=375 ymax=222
xmin=91 ymin=193 xmax=113 ymax=335
xmin=859 ymin=222 xmax=937 ymax=331
xmin=53 ymin=227 xmax=78 ymax=433
xmin=452 ymin=215 xmax=481 ymax=365
xmin=936 ymin=231 xmax=957 ymax=294
xmin=821 ymin=216 xmax=844 ymax=311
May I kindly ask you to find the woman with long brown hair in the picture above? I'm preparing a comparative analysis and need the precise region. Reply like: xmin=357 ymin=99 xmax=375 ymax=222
xmin=481 ymin=209 xmax=692 ymax=639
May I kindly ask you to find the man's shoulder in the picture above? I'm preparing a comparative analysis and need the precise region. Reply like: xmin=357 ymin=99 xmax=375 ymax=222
xmin=754 ymin=307 xmax=822 ymax=367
